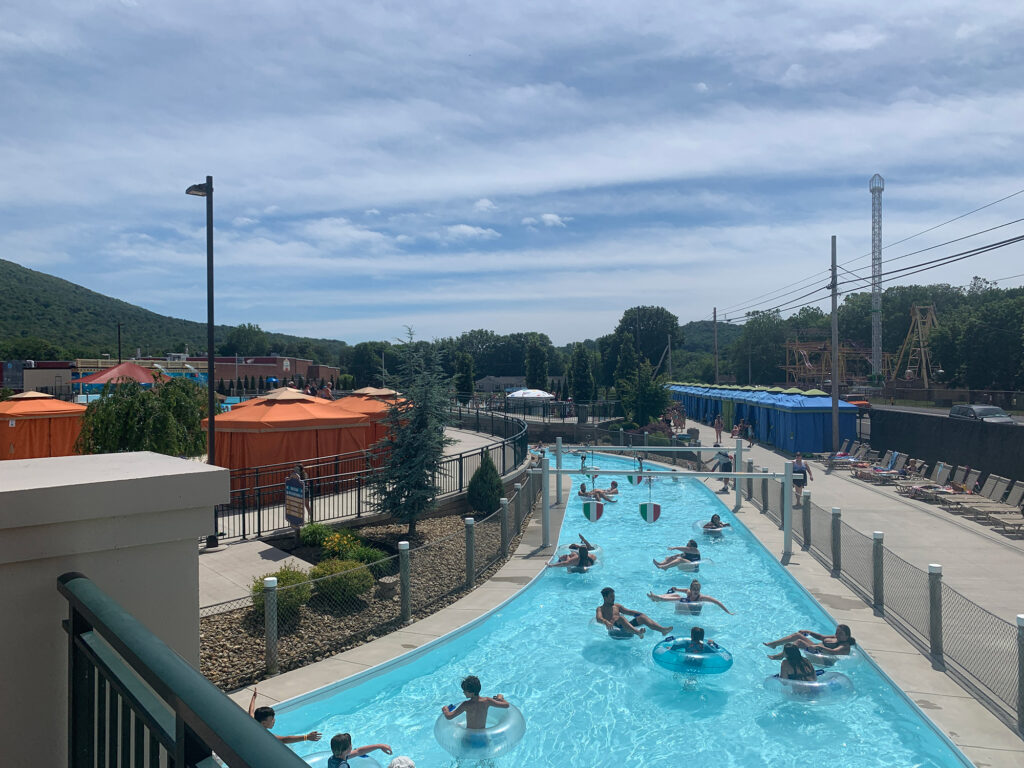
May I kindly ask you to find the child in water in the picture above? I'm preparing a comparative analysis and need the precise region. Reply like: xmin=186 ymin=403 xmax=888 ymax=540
xmin=441 ymin=675 xmax=510 ymax=730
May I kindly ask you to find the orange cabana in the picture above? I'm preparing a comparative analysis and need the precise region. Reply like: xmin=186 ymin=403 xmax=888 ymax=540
xmin=0 ymin=392 xmax=87 ymax=460
xmin=331 ymin=394 xmax=397 ymax=448
xmin=205 ymin=389 xmax=372 ymax=472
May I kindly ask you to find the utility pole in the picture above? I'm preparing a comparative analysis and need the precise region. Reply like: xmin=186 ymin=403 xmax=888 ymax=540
xmin=713 ymin=307 xmax=719 ymax=384
xmin=666 ymin=333 xmax=673 ymax=380
xmin=116 ymin=322 xmax=122 ymax=364
xmin=830 ymin=236 xmax=840 ymax=452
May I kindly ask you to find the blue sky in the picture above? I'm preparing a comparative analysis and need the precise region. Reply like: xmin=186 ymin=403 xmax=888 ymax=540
xmin=3 ymin=2 xmax=1024 ymax=345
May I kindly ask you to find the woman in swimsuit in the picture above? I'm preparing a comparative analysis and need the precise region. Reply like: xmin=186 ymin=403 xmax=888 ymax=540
xmin=653 ymin=540 xmax=701 ymax=569
xmin=578 ymin=483 xmax=615 ymax=502
xmin=779 ymin=643 xmax=817 ymax=681
xmin=547 ymin=545 xmax=596 ymax=570
xmin=764 ymin=624 xmax=855 ymax=659
xmin=703 ymin=513 xmax=730 ymax=530
xmin=646 ymin=579 xmax=734 ymax=614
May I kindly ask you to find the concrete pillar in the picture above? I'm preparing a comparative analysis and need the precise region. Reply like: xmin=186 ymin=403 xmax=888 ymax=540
xmin=1016 ymin=615 xmax=1024 ymax=733
xmin=778 ymin=471 xmax=787 ymax=530
xmin=801 ymin=492 xmax=812 ymax=551
xmin=928 ymin=564 xmax=944 ymax=664
xmin=263 ymin=576 xmax=279 ymax=675
xmin=745 ymin=459 xmax=754 ymax=501
xmin=399 ymin=541 xmax=410 ymax=624
xmin=760 ymin=470 xmax=769 ymax=515
xmin=500 ymin=498 xmax=510 ymax=553
xmin=464 ymin=518 xmax=476 ymax=590
xmin=733 ymin=439 xmax=743 ymax=512
xmin=830 ymin=507 xmax=842 ymax=575
xmin=619 ymin=428 xmax=625 ymax=446
xmin=555 ymin=437 xmax=563 ymax=506
xmin=872 ymin=532 xmax=884 ymax=612
xmin=541 ymin=457 xmax=551 ymax=548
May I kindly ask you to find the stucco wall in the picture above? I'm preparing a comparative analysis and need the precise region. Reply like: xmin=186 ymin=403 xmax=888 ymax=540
xmin=0 ymin=452 xmax=227 ymax=767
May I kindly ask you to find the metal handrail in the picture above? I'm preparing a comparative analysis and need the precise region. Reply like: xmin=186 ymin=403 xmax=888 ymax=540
xmin=59 ymin=572 xmax=306 ymax=768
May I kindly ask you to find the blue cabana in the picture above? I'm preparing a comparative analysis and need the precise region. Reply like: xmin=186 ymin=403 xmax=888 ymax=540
xmin=668 ymin=384 xmax=856 ymax=454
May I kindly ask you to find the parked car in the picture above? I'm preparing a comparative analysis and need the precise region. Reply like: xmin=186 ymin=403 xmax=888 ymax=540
xmin=948 ymin=404 xmax=1017 ymax=424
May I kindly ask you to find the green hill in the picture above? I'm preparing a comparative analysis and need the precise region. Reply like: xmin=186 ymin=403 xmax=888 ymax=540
xmin=679 ymin=319 xmax=743 ymax=354
xmin=0 ymin=258 xmax=347 ymax=364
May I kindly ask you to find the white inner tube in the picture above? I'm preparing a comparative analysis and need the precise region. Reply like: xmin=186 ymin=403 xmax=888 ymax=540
xmin=763 ymin=670 xmax=855 ymax=703
xmin=433 ymin=703 xmax=526 ymax=760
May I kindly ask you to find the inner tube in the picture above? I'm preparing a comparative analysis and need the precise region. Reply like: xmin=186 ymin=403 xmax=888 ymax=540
xmin=695 ymin=521 xmax=729 ymax=537
xmin=305 ymin=752 xmax=382 ymax=768
xmin=673 ymin=597 xmax=705 ymax=615
xmin=433 ymin=703 xmax=526 ymax=760
xmin=763 ymin=670 xmax=855 ymax=703
xmin=802 ymin=648 xmax=857 ymax=668
xmin=673 ymin=557 xmax=711 ymax=572
xmin=589 ymin=618 xmax=638 ymax=640
xmin=652 ymin=637 xmax=733 ymax=675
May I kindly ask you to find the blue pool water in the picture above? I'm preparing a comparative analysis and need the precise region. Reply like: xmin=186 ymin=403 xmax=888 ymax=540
xmin=276 ymin=455 xmax=972 ymax=767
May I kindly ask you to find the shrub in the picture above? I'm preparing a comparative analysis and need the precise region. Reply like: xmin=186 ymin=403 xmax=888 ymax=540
xmin=309 ymin=558 xmax=375 ymax=604
xmin=250 ymin=563 xmax=311 ymax=620
xmin=348 ymin=544 xmax=392 ymax=577
xmin=300 ymin=522 xmax=333 ymax=547
xmin=617 ymin=421 xmax=639 ymax=431
xmin=322 ymin=530 xmax=360 ymax=559
xmin=466 ymin=451 xmax=503 ymax=515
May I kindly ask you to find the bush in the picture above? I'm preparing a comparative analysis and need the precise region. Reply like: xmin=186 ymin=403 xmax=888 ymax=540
xmin=300 ymin=522 xmax=333 ymax=547
xmin=348 ymin=544 xmax=392 ymax=577
xmin=322 ymin=530 xmax=360 ymax=559
xmin=309 ymin=558 xmax=375 ymax=604
xmin=466 ymin=451 xmax=503 ymax=515
xmin=250 ymin=563 xmax=311 ymax=620
xmin=616 ymin=421 xmax=639 ymax=431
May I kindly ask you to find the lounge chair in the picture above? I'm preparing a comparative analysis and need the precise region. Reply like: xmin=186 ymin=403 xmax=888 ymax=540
xmin=955 ymin=480 xmax=1019 ymax=520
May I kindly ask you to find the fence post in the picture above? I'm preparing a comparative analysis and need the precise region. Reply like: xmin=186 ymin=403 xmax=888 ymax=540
xmin=500 ymin=497 xmax=510 ymax=553
xmin=1016 ymin=615 xmax=1024 ymax=732
xmin=778 ymin=471 xmax=787 ymax=531
xmin=872 ymin=532 xmax=884 ymax=612
xmin=514 ymin=483 xmax=523 ymax=529
xmin=619 ymin=428 xmax=625 ymax=446
xmin=644 ymin=431 xmax=649 ymax=460
xmin=745 ymin=459 xmax=754 ymax=501
xmin=758 ymin=469 xmax=768 ymax=515
xmin=399 ymin=541 xmax=410 ymax=624
xmin=801 ymin=492 xmax=811 ymax=551
xmin=263 ymin=577 xmax=279 ymax=676
xmin=555 ymin=437 xmax=563 ymax=507
xmin=782 ymin=461 xmax=793 ymax=562
xmin=928 ymin=564 xmax=944 ymax=665
xmin=465 ymin=518 xmax=476 ymax=590
xmin=830 ymin=507 xmax=842 ymax=576
xmin=541 ymin=457 xmax=551 ymax=548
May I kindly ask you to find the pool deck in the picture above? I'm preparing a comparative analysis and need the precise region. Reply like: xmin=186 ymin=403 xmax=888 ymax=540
xmin=219 ymin=428 xmax=1024 ymax=766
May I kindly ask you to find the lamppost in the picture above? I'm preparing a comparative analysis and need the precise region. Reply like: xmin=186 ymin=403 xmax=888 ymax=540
xmin=186 ymin=176 xmax=216 ymax=468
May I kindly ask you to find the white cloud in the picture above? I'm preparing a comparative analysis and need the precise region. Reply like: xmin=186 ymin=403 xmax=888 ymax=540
xmin=442 ymin=224 xmax=501 ymax=241
xmin=232 ymin=216 xmax=257 ymax=227
xmin=694 ymin=82 xmax=709 ymax=93
xmin=540 ymin=213 xmax=571 ymax=227
xmin=521 ymin=217 xmax=537 ymax=226
xmin=473 ymin=198 xmax=497 ymax=212
xmin=364 ymin=208 xmax=381 ymax=215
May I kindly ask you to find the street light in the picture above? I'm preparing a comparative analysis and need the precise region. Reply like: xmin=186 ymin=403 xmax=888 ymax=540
xmin=186 ymin=176 xmax=216 ymax=470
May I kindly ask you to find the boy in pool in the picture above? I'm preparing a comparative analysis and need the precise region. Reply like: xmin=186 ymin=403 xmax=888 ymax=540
xmin=326 ymin=733 xmax=392 ymax=767
xmin=596 ymin=587 xmax=673 ymax=638
xmin=671 ymin=625 xmax=718 ymax=652
xmin=442 ymin=675 xmax=510 ymax=730
xmin=248 ymin=688 xmax=321 ymax=744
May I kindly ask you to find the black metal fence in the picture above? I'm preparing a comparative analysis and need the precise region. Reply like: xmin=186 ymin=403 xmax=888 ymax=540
xmin=457 ymin=396 xmax=623 ymax=423
xmin=59 ymin=572 xmax=308 ymax=768
xmin=745 ymin=477 xmax=1024 ymax=732
xmin=212 ymin=409 xmax=529 ymax=541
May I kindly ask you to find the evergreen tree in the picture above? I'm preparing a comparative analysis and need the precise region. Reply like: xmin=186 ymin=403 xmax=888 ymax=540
xmin=619 ymin=360 xmax=670 ymax=426
xmin=613 ymin=332 xmax=638 ymax=390
xmin=525 ymin=340 xmax=548 ymax=390
xmin=373 ymin=330 xmax=454 ymax=535
xmin=466 ymin=451 xmax=503 ymax=515
xmin=258 ymin=375 xmax=265 ymax=392
xmin=454 ymin=352 xmax=475 ymax=404
xmin=569 ymin=344 xmax=595 ymax=402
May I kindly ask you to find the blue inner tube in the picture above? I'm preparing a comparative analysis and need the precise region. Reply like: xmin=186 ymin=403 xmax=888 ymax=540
xmin=652 ymin=637 xmax=733 ymax=674
xmin=433 ymin=703 xmax=526 ymax=760
xmin=763 ymin=669 xmax=855 ymax=703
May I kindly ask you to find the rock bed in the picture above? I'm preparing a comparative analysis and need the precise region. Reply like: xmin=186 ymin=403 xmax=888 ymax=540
xmin=200 ymin=509 xmax=533 ymax=691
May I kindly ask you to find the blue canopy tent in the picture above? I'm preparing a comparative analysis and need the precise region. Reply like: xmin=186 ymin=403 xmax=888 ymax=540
xmin=668 ymin=384 xmax=856 ymax=453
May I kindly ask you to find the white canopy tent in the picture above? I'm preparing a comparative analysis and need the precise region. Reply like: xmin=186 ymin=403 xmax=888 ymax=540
xmin=506 ymin=389 xmax=555 ymax=398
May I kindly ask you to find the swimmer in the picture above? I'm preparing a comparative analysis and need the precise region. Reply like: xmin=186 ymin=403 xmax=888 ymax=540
xmin=669 ymin=625 xmax=716 ymax=653
xmin=764 ymin=624 xmax=856 ymax=659
xmin=703 ymin=514 xmax=730 ymax=530
xmin=597 ymin=480 xmax=619 ymax=495
xmin=248 ymin=691 xmax=321 ymax=744
xmin=596 ymin=587 xmax=672 ymax=639
xmin=647 ymin=579 xmax=734 ymax=614
xmin=547 ymin=545 xmax=596 ymax=570
xmin=653 ymin=540 xmax=701 ymax=569
xmin=568 ymin=533 xmax=597 ymax=550
xmin=578 ymin=483 xmax=616 ymax=502
xmin=326 ymin=733 xmax=392 ymax=768
xmin=779 ymin=644 xmax=817 ymax=681
xmin=441 ymin=675 xmax=510 ymax=730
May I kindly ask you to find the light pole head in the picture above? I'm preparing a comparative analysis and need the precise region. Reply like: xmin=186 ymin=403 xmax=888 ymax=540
xmin=186 ymin=178 xmax=212 ymax=197
xmin=869 ymin=173 xmax=884 ymax=192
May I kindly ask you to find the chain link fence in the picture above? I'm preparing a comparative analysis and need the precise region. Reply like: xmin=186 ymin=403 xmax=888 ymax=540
xmin=740 ymin=477 xmax=1024 ymax=731
xmin=200 ymin=471 xmax=541 ymax=691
